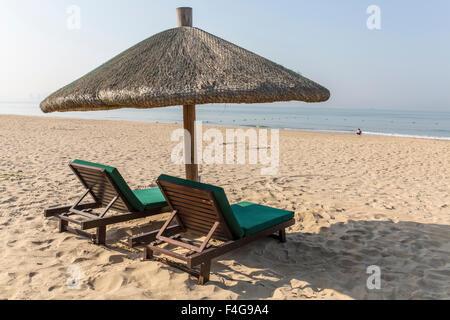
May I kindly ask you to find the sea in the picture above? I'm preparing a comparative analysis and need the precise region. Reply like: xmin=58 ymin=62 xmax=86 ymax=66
xmin=1 ymin=102 xmax=449 ymax=141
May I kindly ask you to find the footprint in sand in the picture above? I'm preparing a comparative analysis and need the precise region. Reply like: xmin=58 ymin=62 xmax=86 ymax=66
xmin=92 ymin=273 xmax=126 ymax=292
xmin=97 ymin=251 xmax=126 ymax=265
xmin=108 ymin=255 xmax=125 ymax=264
xmin=6 ymin=239 xmax=17 ymax=247
xmin=38 ymin=245 xmax=52 ymax=251
xmin=72 ymin=257 xmax=89 ymax=264
xmin=1 ymin=197 xmax=18 ymax=204
xmin=48 ymin=285 xmax=58 ymax=292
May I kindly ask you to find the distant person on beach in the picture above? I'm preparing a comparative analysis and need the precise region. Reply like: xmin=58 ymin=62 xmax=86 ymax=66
xmin=356 ymin=128 xmax=362 ymax=136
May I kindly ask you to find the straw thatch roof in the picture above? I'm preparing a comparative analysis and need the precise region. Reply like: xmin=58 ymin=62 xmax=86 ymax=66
xmin=40 ymin=27 xmax=330 ymax=113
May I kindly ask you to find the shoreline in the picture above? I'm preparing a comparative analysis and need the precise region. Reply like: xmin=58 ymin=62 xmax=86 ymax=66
xmin=2 ymin=113 xmax=450 ymax=142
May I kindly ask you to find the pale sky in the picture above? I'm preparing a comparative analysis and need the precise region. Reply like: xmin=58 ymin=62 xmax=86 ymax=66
xmin=1 ymin=0 xmax=449 ymax=110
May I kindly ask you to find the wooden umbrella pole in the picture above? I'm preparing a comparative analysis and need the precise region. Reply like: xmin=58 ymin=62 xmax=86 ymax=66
xmin=177 ymin=7 xmax=193 ymax=27
xmin=183 ymin=104 xmax=199 ymax=181
xmin=178 ymin=8 xmax=198 ymax=181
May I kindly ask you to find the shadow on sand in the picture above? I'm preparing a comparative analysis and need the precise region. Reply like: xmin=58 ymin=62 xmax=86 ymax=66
xmin=104 ymin=219 xmax=449 ymax=299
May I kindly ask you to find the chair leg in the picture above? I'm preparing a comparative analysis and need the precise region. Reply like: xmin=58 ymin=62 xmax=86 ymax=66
xmin=198 ymin=261 xmax=211 ymax=285
xmin=96 ymin=226 xmax=106 ymax=245
xmin=279 ymin=229 xmax=286 ymax=243
xmin=143 ymin=247 xmax=154 ymax=261
xmin=59 ymin=219 xmax=68 ymax=233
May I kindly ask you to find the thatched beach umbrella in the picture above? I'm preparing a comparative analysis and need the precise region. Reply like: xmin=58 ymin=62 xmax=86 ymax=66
xmin=41 ymin=7 xmax=330 ymax=181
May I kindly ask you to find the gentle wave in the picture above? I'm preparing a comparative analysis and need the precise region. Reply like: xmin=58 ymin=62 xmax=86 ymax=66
xmin=283 ymin=128 xmax=450 ymax=141
xmin=363 ymin=131 xmax=450 ymax=141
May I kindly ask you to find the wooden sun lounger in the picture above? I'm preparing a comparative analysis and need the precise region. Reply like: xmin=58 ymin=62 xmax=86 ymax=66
xmin=130 ymin=175 xmax=295 ymax=285
xmin=44 ymin=160 xmax=170 ymax=245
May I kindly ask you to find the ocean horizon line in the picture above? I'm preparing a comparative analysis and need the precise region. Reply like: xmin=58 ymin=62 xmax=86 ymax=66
xmin=2 ymin=112 xmax=450 ymax=141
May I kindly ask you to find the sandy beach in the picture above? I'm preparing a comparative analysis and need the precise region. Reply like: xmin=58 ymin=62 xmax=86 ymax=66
xmin=0 ymin=114 xmax=449 ymax=300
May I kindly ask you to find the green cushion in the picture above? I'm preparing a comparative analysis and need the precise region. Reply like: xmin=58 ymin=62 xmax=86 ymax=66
xmin=72 ymin=159 xmax=145 ymax=211
xmin=231 ymin=202 xmax=294 ymax=236
xmin=133 ymin=188 xmax=167 ymax=210
xmin=158 ymin=175 xmax=245 ymax=239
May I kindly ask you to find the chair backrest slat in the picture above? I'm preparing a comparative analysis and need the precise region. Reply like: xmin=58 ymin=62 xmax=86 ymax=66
xmin=70 ymin=163 xmax=132 ymax=212
xmin=157 ymin=179 xmax=234 ymax=241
